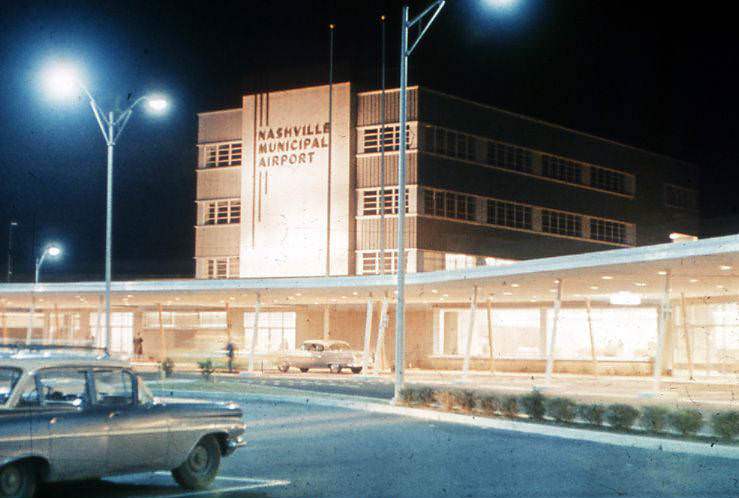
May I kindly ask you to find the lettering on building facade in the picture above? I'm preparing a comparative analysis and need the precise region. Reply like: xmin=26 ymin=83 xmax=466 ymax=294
xmin=257 ymin=122 xmax=330 ymax=167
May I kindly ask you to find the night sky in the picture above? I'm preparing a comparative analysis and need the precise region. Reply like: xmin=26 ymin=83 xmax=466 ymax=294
xmin=1 ymin=0 xmax=738 ymax=282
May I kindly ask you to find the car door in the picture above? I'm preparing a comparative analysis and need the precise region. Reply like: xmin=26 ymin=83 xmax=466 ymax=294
xmin=38 ymin=367 xmax=109 ymax=481
xmin=92 ymin=368 xmax=169 ymax=474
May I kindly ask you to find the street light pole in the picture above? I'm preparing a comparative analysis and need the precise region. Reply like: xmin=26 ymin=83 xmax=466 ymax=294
xmin=394 ymin=0 xmax=446 ymax=403
xmin=81 ymin=92 xmax=167 ymax=355
xmin=6 ymin=221 xmax=18 ymax=282
xmin=26 ymin=244 xmax=62 ymax=343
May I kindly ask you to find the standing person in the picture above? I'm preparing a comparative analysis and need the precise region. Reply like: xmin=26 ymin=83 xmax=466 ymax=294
xmin=133 ymin=333 xmax=144 ymax=358
xmin=225 ymin=341 xmax=236 ymax=373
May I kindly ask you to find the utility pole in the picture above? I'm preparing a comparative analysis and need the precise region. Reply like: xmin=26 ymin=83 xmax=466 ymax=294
xmin=6 ymin=221 xmax=18 ymax=282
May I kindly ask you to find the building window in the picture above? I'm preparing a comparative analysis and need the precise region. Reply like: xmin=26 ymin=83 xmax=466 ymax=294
xmin=422 ymin=126 xmax=475 ymax=160
xmin=142 ymin=312 xmax=226 ymax=329
xmin=358 ymin=250 xmax=410 ymax=275
xmin=205 ymin=199 xmax=241 ymax=225
xmin=590 ymin=166 xmax=629 ymax=194
xmin=542 ymin=155 xmax=583 ymax=184
xmin=244 ymin=312 xmax=296 ymax=353
xmin=361 ymin=188 xmax=409 ymax=216
xmin=362 ymin=125 xmax=409 ymax=153
xmin=485 ymin=141 xmax=533 ymax=173
xmin=423 ymin=189 xmax=477 ymax=222
xmin=665 ymin=184 xmax=698 ymax=210
xmin=541 ymin=210 xmax=583 ymax=238
xmin=590 ymin=219 xmax=627 ymax=244
xmin=203 ymin=142 xmax=242 ymax=168
xmin=486 ymin=200 xmax=532 ymax=230
xmin=206 ymin=257 xmax=239 ymax=279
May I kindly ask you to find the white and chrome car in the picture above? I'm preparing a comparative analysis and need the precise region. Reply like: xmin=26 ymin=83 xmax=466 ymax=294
xmin=0 ymin=346 xmax=245 ymax=498
xmin=276 ymin=340 xmax=370 ymax=374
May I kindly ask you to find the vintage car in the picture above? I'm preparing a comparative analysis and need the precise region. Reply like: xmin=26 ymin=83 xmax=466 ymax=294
xmin=0 ymin=347 xmax=245 ymax=498
xmin=275 ymin=339 xmax=370 ymax=374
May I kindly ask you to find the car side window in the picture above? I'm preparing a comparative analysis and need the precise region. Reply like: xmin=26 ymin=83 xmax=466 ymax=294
xmin=38 ymin=369 xmax=89 ymax=408
xmin=93 ymin=369 xmax=134 ymax=406
xmin=15 ymin=378 xmax=41 ymax=408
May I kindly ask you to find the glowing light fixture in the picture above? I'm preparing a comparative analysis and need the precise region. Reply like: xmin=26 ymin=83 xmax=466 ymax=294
xmin=601 ymin=275 xmax=613 ymax=280
xmin=610 ymin=291 xmax=641 ymax=306
xmin=634 ymin=282 xmax=647 ymax=287
xmin=43 ymin=61 xmax=81 ymax=99
xmin=719 ymin=265 xmax=732 ymax=271
xmin=146 ymin=96 xmax=168 ymax=113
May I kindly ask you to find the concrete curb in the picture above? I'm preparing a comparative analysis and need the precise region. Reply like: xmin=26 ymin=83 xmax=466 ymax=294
xmin=153 ymin=388 xmax=739 ymax=461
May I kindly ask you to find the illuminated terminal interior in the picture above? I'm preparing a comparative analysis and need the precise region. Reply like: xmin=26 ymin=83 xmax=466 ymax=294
xmin=1 ymin=234 xmax=737 ymax=382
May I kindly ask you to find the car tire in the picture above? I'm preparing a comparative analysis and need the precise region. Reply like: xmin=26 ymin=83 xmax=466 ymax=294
xmin=171 ymin=435 xmax=221 ymax=491
xmin=277 ymin=363 xmax=290 ymax=373
xmin=329 ymin=364 xmax=343 ymax=374
xmin=0 ymin=462 xmax=37 ymax=498
xmin=350 ymin=367 xmax=362 ymax=374
xmin=299 ymin=368 xmax=309 ymax=373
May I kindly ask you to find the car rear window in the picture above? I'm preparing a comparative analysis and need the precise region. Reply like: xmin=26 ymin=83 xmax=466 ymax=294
xmin=0 ymin=367 xmax=22 ymax=405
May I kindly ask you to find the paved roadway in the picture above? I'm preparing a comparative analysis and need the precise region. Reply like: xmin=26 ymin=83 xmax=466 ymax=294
xmin=37 ymin=393 xmax=739 ymax=498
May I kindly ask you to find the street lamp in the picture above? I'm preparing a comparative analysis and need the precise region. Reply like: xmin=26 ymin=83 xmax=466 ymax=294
xmin=6 ymin=220 xmax=18 ymax=282
xmin=394 ymin=0 xmax=446 ymax=403
xmin=26 ymin=243 xmax=63 ymax=343
xmin=43 ymin=61 xmax=169 ymax=354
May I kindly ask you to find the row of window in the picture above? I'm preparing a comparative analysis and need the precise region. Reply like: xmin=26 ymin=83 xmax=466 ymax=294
xmin=205 ymin=257 xmax=240 ymax=279
xmin=665 ymin=183 xmax=698 ymax=210
xmin=418 ymin=124 xmax=635 ymax=196
xmin=359 ymin=250 xmax=406 ymax=274
xmin=420 ymin=188 xmax=632 ymax=245
xmin=202 ymin=142 xmax=242 ymax=168
xmin=360 ymin=188 xmax=409 ymax=216
xmin=204 ymin=199 xmax=241 ymax=225
xmin=357 ymin=249 xmax=516 ymax=275
xmin=422 ymin=189 xmax=477 ymax=222
xmin=362 ymin=125 xmax=410 ymax=153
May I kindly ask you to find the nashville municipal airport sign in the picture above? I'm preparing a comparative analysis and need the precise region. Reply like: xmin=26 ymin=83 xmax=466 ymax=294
xmin=257 ymin=122 xmax=330 ymax=167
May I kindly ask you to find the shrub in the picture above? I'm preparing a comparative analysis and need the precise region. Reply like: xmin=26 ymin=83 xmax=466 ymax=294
xmin=520 ymin=390 xmax=546 ymax=420
xmin=160 ymin=358 xmax=175 ymax=378
xmin=435 ymin=389 xmax=457 ymax=411
xmin=479 ymin=394 xmax=502 ymax=416
xmin=454 ymin=390 xmax=477 ymax=413
xmin=502 ymin=396 xmax=519 ymax=418
xmin=640 ymin=406 xmax=671 ymax=433
xmin=577 ymin=404 xmax=606 ymax=426
xmin=399 ymin=386 xmax=436 ymax=406
xmin=399 ymin=386 xmax=417 ymax=405
xmin=669 ymin=409 xmax=703 ymax=437
xmin=606 ymin=404 xmax=640 ymax=431
xmin=416 ymin=386 xmax=436 ymax=406
xmin=546 ymin=397 xmax=577 ymax=423
xmin=711 ymin=411 xmax=739 ymax=440
xmin=198 ymin=359 xmax=215 ymax=381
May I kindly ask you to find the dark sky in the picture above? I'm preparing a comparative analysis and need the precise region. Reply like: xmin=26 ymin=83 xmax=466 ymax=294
xmin=1 ymin=0 xmax=738 ymax=282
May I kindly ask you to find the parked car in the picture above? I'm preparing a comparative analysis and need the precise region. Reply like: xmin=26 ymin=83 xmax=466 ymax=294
xmin=0 ymin=346 xmax=245 ymax=498
xmin=276 ymin=340 xmax=370 ymax=374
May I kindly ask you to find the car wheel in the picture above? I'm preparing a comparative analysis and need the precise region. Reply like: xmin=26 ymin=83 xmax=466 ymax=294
xmin=171 ymin=435 xmax=221 ymax=491
xmin=0 ymin=462 xmax=36 ymax=498
xmin=277 ymin=363 xmax=290 ymax=373
xmin=329 ymin=364 xmax=343 ymax=374
xmin=350 ymin=367 xmax=362 ymax=374
xmin=299 ymin=368 xmax=309 ymax=373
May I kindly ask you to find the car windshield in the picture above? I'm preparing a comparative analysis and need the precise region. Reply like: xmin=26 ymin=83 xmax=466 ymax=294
xmin=329 ymin=343 xmax=351 ymax=351
xmin=0 ymin=367 xmax=22 ymax=405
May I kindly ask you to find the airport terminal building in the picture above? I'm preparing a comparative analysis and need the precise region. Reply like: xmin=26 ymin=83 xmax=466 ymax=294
xmin=195 ymin=83 xmax=699 ymax=279
xmin=4 ymin=83 xmax=733 ymax=382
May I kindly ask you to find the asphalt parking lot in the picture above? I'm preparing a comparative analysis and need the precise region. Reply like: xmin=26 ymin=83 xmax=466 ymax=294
xmin=35 ymin=392 xmax=739 ymax=498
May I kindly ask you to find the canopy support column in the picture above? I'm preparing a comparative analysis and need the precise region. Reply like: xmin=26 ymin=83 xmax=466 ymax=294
xmin=323 ymin=305 xmax=330 ymax=340
xmin=374 ymin=299 xmax=389 ymax=373
xmin=361 ymin=294 xmax=374 ymax=374
xmin=653 ymin=271 xmax=671 ymax=392
xmin=462 ymin=285 xmax=479 ymax=380
xmin=680 ymin=293 xmax=694 ymax=380
xmin=248 ymin=293 xmax=261 ymax=372
xmin=586 ymin=298 xmax=598 ymax=377
xmin=545 ymin=279 xmax=563 ymax=385
xmin=486 ymin=295 xmax=495 ymax=373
